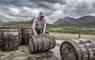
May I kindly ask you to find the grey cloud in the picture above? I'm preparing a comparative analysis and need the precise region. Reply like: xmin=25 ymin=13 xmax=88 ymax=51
xmin=92 ymin=2 xmax=95 ymax=7
xmin=35 ymin=2 xmax=52 ymax=10
xmin=30 ymin=0 xmax=66 ymax=4
xmin=0 ymin=0 xmax=13 ymax=2
xmin=1 ymin=0 xmax=95 ymax=24
xmin=74 ymin=2 xmax=91 ymax=16
xmin=30 ymin=1 xmax=66 ymax=11
xmin=62 ymin=0 xmax=95 ymax=17
xmin=75 ymin=2 xmax=95 ymax=16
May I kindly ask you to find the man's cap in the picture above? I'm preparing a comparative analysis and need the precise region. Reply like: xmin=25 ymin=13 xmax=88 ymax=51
xmin=39 ymin=11 xmax=45 ymax=16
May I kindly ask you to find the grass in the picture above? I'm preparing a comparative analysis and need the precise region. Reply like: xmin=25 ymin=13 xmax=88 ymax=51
xmin=0 ymin=21 xmax=32 ymax=28
xmin=0 ymin=21 xmax=95 ymax=35
xmin=49 ymin=27 xmax=95 ymax=35
xmin=0 ymin=21 xmax=55 ymax=29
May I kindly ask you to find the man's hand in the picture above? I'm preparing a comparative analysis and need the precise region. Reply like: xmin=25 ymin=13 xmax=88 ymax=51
xmin=34 ymin=32 xmax=37 ymax=35
xmin=42 ymin=32 xmax=45 ymax=34
xmin=34 ymin=33 xmax=40 ymax=37
xmin=42 ymin=30 xmax=46 ymax=35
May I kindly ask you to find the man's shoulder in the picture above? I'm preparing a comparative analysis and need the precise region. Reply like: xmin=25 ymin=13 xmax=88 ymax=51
xmin=31 ymin=17 xmax=38 ymax=23
xmin=33 ymin=17 xmax=39 ymax=21
xmin=34 ymin=17 xmax=39 ymax=20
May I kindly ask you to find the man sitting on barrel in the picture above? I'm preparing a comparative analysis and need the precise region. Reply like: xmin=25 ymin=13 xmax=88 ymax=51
xmin=32 ymin=11 xmax=47 ymax=35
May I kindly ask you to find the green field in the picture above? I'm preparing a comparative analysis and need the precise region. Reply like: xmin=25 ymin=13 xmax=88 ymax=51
xmin=0 ymin=21 xmax=32 ymax=28
xmin=49 ymin=27 xmax=95 ymax=35
xmin=0 ymin=21 xmax=55 ymax=28
xmin=0 ymin=21 xmax=95 ymax=35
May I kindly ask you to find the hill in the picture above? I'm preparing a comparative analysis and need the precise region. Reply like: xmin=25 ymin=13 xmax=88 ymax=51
xmin=53 ymin=15 xmax=95 ymax=26
xmin=0 ymin=20 xmax=56 ymax=28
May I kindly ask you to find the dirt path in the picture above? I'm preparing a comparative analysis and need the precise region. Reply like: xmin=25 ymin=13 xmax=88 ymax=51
xmin=0 ymin=33 xmax=94 ymax=60
xmin=50 ymin=32 xmax=95 ymax=40
xmin=0 ymin=40 xmax=63 ymax=60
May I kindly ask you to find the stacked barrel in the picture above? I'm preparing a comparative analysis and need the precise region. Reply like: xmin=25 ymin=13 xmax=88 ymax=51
xmin=0 ymin=29 xmax=21 ymax=51
xmin=0 ymin=28 xmax=56 ymax=53
xmin=60 ymin=38 xmax=95 ymax=60
xmin=21 ymin=28 xmax=32 ymax=45
xmin=28 ymin=34 xmax=56 ymax=53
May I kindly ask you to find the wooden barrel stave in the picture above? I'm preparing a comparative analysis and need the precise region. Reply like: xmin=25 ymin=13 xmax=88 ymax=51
xmin=28 ymin=37 xmax=34 ymax=53
xmin=28 ymin=34 xmax=56 ymax=53
xmin=79 ymin=39 xmax=95 ymax=60
xmin=85 ymin=41 xmax=95 ymax=60
xmin=60 ymin=40 xmax=82 ymax=60
xmin=1 ymin=35 xmax=18 ymax=51
xmin=60 ymin=39 xmax=95 ymax=60
xmin=21 ymin=28 xmax=32 ymax=45
xmin=33 ymin=37 xmax=39 ymax=53
xmin=73 ymin=39 xmax=95 ymax=60
xmin=0 ymin=29 xmax=22 ymax=45
xmin=37 ymin=36 xmax=44 ymax=52
xmin=42 ymin=35 xmax=50 ymax=52
xmin=76 ymin=39 xmax=89 ymax=60
xmin=0 ymin=29 xmax=20 ymax=51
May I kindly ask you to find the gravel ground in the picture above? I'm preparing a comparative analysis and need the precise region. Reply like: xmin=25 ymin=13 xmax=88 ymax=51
xmin=0 ymin=33 xmax=94 ymax=60
xmin=0 ymin=40 xmax=64 ymax=60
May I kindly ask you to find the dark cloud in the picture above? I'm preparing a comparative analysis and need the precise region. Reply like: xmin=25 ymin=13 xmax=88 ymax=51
xmin=76 ymin=2 xmax=89 ymax=10
xmin=30 ymin=0 xmax=66 ymax=4
xmin=34 ymin=2 xmax=52 ymax=10
xmin=62 ymin=0 xmax=95 ymax=17
xmin=0 ymin=0 xmax=95 ymax=23
xmin=75 ymin=2 xmax=95 ymax=17
xmin=75 ymin=2 xmax=90 ymax=15
xmin=92 ymin=2 xmax=95 ymax=7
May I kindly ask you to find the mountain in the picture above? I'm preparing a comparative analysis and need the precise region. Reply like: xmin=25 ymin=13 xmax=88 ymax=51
xmin=0 ymin=20 xmax=55 ymax=28
xmin=53 ymin=15 xmax=95 ymax=26
xmin=53 ymin=17 xmax=77 ymax=26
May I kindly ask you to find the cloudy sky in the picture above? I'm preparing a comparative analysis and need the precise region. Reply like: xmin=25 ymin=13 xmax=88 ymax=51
xmin=0 ymin=0 xmax=95 ymax=24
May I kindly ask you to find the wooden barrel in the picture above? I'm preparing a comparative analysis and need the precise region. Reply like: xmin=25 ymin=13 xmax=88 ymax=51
xmin=21 ymin=28 xmax=32 ymax=45
xmin=0 ymin=29 xmax=21 ymax=51
xmin=60 ymin=38 xmax=95 ymax=60
xmin=17 ymin=29 xmax=22 ymax=45
xmin=28 ymin=34 xmax=56 ymax=53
